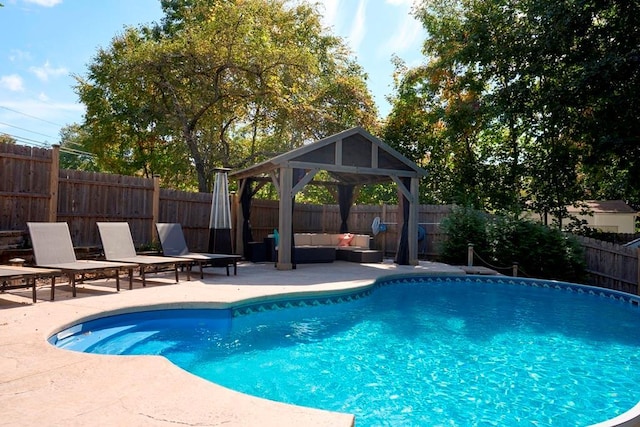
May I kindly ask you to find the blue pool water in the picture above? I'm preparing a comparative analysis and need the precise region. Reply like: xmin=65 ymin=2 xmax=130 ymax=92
xmin=52 ymin=276 xmax=640 ymax=426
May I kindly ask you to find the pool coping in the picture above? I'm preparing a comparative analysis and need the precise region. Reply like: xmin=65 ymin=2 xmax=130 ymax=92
xmin=0 ymin=259 xmax=463 ymax=426
xmin=2 ymin=260 xmax=640 ymax=426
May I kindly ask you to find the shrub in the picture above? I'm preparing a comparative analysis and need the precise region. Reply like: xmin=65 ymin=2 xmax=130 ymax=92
xmin=439 ymin=206 xmax=490 ymax=265
xmin=440 ymin=207 xmax=586 ymax=281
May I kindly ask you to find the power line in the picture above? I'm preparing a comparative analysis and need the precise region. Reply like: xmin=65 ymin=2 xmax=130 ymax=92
xmin=0 ymin=105 xmax=67 ymax=128
xmin=0 ymin=121 xmax=58 ymax=140
xmin=59 ymin=146 xmax=95 ymax=158
xmin=3 ymin=133 xmax=95 ymax=158
xmin=3 ymin=132 xmax=50 ymax=148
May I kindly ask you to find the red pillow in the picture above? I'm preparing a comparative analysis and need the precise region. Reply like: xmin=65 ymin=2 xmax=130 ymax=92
xmin=338 ymin=233 xmax=354 ymax=247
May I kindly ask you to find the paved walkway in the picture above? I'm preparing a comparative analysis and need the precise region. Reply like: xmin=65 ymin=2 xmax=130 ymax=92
xmin=0 ymin=260 xmax=465 ymax=427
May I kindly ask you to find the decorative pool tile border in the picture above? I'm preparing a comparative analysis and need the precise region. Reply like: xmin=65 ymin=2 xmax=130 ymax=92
xmin=232 ymin=288 xmax=374 ymax=317
xmin=379 ymin=275 xmax=640 ymax=306
xmin=232 ymin=274 xmax=640 ymax=317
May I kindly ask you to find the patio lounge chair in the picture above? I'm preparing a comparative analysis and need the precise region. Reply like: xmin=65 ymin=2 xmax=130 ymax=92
xmin=97 ymin=222 xmax=191 ymax=286
xmin=0 ymin=265 xmax=61 ymax=303
xmin=156 ymin=223 xmax=241 ymax=279
xmin=27 ymin=222 xmax=136 ymax=298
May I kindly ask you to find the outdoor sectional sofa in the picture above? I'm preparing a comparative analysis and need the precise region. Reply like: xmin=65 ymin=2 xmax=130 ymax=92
xmin=288 ymin=233 xmax=383 ymax=264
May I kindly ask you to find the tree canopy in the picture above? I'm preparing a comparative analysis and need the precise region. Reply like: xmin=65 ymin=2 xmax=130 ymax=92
xmin=73 ymin=0 xmax=377 ymax=192
xmin=0 ymin=133 xmax=16 ymax=144
xmin=384 ymin=0 xmax=640 ymax=221
xmin=64 ymin=0 xmax=639 ymax=217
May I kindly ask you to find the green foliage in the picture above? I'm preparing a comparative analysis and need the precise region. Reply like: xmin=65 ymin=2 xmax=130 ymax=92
xmin=440 ymin=206 xmax=586 ymax=281
xmin=439 ymin=206 xmax=491 ymax=265
xmin=75 ymin=0 xmax=378 ymax=192
xmin=0 ymin=133 xmax=16 ymax=144
xmin=384 ymin=0 xmax=640 ymax=218
xmin=488 ymin=215 xmax=586 ymax=282
xmin=58 ymin=124 xmax=98 ymax=171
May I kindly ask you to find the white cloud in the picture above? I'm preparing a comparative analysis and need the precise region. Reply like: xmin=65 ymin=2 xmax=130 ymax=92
xmin=0 ymin=99 xmax=84 ymax=143
xmin=9 ymin=49 xmax=33 ymax=62
xmin=38 ymin=92 xmax=50 ymax=101
xmin=0 ymin=74 xmax=25 ymax=91
xmin=317 ymin=0 xmax=341 ymax=31
xmin=29 ymin=61 xmax=68 ymax=82
xmin=23 ymin=0 xmax=63 ymax=7
xmin=380 ymin=8 xmax=424 ymax=55
xmin=348 ymin=0 xmax=367 ymax=52
xmin=385 ymin=0 xmax=417 ymax=6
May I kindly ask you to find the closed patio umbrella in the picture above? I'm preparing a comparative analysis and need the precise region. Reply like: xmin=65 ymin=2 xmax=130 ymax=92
xmin=208 ymin=169 xmax=232 ymax=254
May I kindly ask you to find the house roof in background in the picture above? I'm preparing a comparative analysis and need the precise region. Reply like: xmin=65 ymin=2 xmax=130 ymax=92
xmin=567 ymin=200 xmax=637 ymax=214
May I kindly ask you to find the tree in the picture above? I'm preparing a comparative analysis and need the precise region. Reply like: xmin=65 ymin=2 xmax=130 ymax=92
xmin=0 ymin=133 xmax=16 ymax=144
xmin=75 ymin=0 xmax=377 ymax=192
xmin=58 ymin=124 xmax=98 ymax=171
xmin=385 ymin=0 xmax=640 ymax=217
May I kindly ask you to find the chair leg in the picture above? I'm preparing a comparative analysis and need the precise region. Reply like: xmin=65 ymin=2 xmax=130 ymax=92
xmin=70 ymin=273 xmax=76 ymax=297
xmin=128 ymin=268 xmax=133 ymax=290
xmin=31 ymin=277 xmax=36 ymax=303
xmin=115 ymin=270 xmax=120 ymax=292
xmin=50 ymin=276 xmax=55 ymax=301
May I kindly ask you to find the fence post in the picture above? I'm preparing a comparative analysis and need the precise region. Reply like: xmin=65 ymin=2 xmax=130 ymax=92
xmin=48 ymin=144 xmax=60 ymax=222
xmin=152 ymin=175 xmax=160 ymax=244
xmin=467 ymin=243 xmax=474 ymax=267
xmin=637 ymin=247 xmax=640 ymax=295
xmin=512 ymin=262 xmax=519 ymax=277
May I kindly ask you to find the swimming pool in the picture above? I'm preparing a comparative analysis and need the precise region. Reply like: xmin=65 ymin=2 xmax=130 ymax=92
xmin=50 ymin=275 xmax=640 ymax=426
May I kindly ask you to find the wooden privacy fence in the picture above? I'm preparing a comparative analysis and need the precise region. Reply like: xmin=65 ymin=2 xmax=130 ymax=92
xmin=575 ymin=235 xmax=640 ymax=294
xmin=0 ymin=143 xmax=56 ymax=228
xmin=247 ymin=200 xmax=452 ymax=258
xmin=0 ymin=143 xmax=451 ymax=259
xmin=0 ymin=143 xmax=214 ymax=252
xmin=3 ymin=142 xmax=637 ymax=291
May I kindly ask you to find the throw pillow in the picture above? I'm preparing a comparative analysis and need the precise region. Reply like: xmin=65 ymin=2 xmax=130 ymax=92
xmin=338 ymin=233 xmax=354 ymax=247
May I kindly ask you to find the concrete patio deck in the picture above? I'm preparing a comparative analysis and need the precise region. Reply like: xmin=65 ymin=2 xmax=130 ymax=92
xmin=0 ymin=259 xmax=465 ymax=427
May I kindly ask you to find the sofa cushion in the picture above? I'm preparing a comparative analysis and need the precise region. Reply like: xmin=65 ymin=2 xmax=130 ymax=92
xmin=311 ymin=233 xmax=338 ymax=246
xmin=294 ymin=233 xmax=312 ymax=246
xmin=351 ymin=234 xmax=370 ymax=248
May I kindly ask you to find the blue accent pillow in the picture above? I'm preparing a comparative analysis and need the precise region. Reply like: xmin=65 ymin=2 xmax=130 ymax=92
xmin=273 ymin=229 xmax=279 ymax=247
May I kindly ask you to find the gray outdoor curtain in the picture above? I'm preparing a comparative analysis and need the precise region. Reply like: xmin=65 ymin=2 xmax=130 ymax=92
xmin=395 ymin=177 xmax=410 ymax=265
xmin=240 ymin=178 xmax=254 ymax=259
xmin=338 ymin=184 xmax=355 ymax=233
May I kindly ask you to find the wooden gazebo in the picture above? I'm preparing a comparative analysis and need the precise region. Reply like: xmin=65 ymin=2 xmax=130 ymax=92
xmin=229 ymin=127 xmax=427 ymax=270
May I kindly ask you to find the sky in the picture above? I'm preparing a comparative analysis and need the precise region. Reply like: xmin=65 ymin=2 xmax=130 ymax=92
xmin=0 ymin=0 xmax=426 ymax=148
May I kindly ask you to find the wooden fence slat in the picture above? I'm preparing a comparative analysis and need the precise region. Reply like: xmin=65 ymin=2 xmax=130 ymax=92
xmin=574 ymin=235 xmax=639 ymax=294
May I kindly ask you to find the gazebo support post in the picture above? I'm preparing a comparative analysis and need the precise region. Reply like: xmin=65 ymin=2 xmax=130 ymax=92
xmin=277 ymin=167 xmax=293 ymax=270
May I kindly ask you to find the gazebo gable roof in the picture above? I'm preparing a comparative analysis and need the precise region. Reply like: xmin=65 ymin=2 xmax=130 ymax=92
xmin=230 ymin=127 xmax=427 ymax=185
